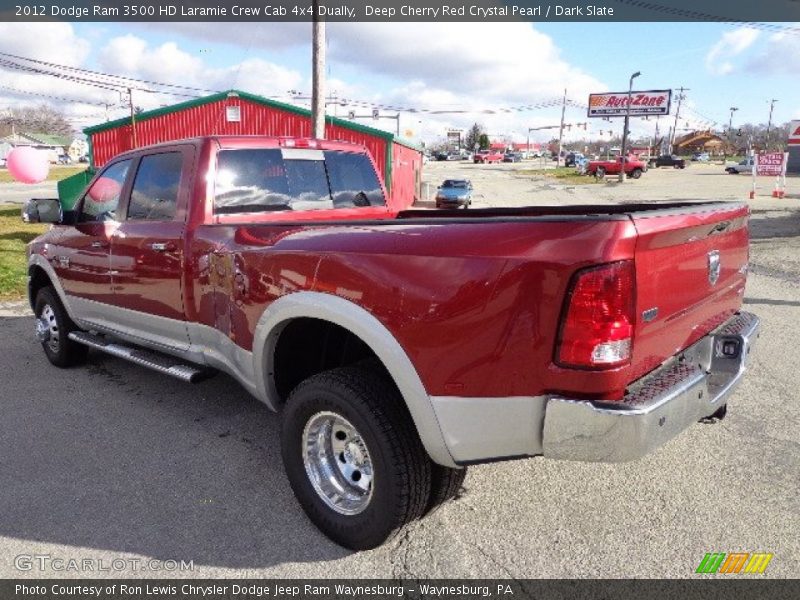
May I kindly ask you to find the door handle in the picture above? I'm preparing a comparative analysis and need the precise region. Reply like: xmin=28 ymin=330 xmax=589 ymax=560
xmin=149 ymin=242 xmax=176 ymax=252
xmin=90 ymin=240 xmax=109 ymax=249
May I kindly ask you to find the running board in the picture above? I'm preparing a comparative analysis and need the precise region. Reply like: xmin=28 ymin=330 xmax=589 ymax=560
xmin=68 ymin=331 xmax=213 ymax=383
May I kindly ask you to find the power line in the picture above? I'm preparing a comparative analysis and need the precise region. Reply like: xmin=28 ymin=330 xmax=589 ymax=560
xmin=0 ymin=85 xmax=113 ymax=107
xmin=609 ymin=1 xmax=800 ymax=35
xmin=0 ymin=51 xmax=216 ymax=96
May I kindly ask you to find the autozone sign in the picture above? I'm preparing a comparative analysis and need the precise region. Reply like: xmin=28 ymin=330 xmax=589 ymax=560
xmin=588 ymin=90 xmax=672 ymax=117
xmin=788 ymin=120 xmax=800 ymax=146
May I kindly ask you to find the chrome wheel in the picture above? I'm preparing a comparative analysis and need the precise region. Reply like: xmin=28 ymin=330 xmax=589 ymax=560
xmin=302 ymin=411 xmax=374 ymax=515
xmin=39 ymin=304 xmax=60 ymax=354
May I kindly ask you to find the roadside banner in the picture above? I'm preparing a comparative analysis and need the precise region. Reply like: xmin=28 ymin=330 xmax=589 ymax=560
xmin=587 ymin=90 xmax=671 ymax=117
xmin=756 ymin=152 xmax=785 ymax=176
xmin=750 ymin=152 xmax=789 ymax=199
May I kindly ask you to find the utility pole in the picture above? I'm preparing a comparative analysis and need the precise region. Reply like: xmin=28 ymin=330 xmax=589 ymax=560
xmin=766 ymin=98 xmax=778 ymax=150
xmin=651 ymin=116 xmax=660 ymax=156
xmin=556 ymin=88 xmax=567 ymax=167
xmin=669 ymin=86 xmax=688 ymax=154
xmin=619 ymin=71 xmax=640 ymax=182
xmin=128 ymin=88 xmax=137 ymax=149
xmin=311 ymin=1 xmax=326 ymax=139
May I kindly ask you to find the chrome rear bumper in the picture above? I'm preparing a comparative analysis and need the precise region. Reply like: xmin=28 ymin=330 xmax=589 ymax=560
xmin=542 ymin=311 xmax=760 ymax=462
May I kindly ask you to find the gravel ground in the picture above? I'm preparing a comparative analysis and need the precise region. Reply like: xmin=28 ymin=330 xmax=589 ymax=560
xmin=0 ymin=165 xmax=797 ymax=579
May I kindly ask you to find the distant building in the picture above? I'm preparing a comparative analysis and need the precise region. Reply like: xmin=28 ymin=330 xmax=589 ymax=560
xmin=82 ymin=90 xmax=422 ymax=210
xmin=1 ymin=132 xmax=71 ymax=163
xmin=673 ymin=130 xmax=725 ymax=155
xmin=68 ymin=138 xmax=89 ymax=162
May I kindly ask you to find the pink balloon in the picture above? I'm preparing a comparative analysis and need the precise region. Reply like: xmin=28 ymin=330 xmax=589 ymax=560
xmin=7 ymin=146 xmax=50 ymax=184
xmin=87 ymin=177 xmax=121 ymax=203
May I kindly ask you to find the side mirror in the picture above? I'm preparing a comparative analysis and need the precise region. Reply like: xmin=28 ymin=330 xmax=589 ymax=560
xmin=22 ymin=198 xmax=62 ymax=224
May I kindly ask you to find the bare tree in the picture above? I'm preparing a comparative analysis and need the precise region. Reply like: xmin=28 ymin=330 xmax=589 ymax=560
xmin=1 ymin=104 xmax=74 ymax=138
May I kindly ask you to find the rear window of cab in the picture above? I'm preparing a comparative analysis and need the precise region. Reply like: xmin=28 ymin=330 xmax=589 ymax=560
xmin=213 ymin=148 xmax=386 ymax=215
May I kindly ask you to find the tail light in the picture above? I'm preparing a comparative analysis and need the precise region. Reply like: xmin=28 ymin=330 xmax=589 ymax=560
xmin=556 ymin=260 xmax=635 ymax=369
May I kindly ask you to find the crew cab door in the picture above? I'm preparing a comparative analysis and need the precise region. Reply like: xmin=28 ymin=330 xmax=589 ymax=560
xmin=53 ymin=158 xmax=133 ymax=311
xmin=109 ymin=147 xmax=195 ymax=349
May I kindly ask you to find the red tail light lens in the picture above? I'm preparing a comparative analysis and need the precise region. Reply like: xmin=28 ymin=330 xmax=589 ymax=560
xmin=556 ymin=260 xmax=635 ymax=369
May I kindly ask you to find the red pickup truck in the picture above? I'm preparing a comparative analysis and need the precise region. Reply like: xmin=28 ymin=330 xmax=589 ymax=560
xmin=586 ymin=155 xmax=648 ymax=179
xmin=473 ymin=149 xmax=504 ymax=164
xmin=23 ymin=136 xmax=759 ymax=550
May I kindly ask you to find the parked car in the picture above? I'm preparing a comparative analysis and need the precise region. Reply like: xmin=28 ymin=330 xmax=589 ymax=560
xmin=586 ymin=156 xmax=648 ymax=179
xmin=725 ymin=158 xmax=755 ymax=174
xmin=649 ymin=154 xmax=686 ymax=169
xmin=692 ymin=152 xmax=710 ymax=162
xmin=503 ymin=152 xmax=522 ymax=163
xmin=473 ymin=150 xmax=504 ymax=164
xmin=435 ymin=179 xmax=472 ymax=208
xmin=22 ymin=135 xmax=759 ymax=550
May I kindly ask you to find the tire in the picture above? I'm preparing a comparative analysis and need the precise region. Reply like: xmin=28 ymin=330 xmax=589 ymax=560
xmin=281 ymin=363 xmax=431 ymax=550
xmin=425 ymin=463 xmax=467 ymax=516
xmin=726 ymin=168 xmax=737 ymax=174
xmin=630 ymin=168 xmax=643 ymax=179
xmin=34 ymin=286 xmax=88 ymax=368
xmin=595 ymin=166 xmax=606 ymax=179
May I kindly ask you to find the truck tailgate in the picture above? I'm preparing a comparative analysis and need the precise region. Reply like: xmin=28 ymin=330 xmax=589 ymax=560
xmin=629 ymin=202 xmax=749 ymax=382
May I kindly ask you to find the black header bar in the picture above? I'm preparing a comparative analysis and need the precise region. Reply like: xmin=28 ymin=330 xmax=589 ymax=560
xmin=3 ymin=0 xmax=800 ymax=22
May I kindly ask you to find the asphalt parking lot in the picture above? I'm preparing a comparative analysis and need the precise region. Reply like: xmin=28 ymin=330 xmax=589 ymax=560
xmin=0 ymin=164 xmax=797 ymax=578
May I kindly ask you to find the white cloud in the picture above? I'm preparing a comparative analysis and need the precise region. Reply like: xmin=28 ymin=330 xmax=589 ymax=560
xmin=705 ymin=27 xmax=760 ymax=76
xmin=330 ymin=23 xmax=601 ymax=102
xmin=0 ymin=22 xmax=89 ymax=66
xmin=140 ymin=23 xmax=310 ymax=51
xmin=0 ymin=22 xmax=606 ymax=144
xmin=319 ymin=23 xmax=605 ymax=142
xmin=746 ymin=32 xmax=800 ymax=74
xmin=0 ymin=23 xmax=103 ymax=125
xmin=94 ymin=35 xmax=303 ymax=112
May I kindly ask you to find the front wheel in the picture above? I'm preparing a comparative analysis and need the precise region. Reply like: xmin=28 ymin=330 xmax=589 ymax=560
xmin=281 ymin=363 xmax=431 ymax=550
xmin=595 ymin=166 xmax=606 ymax=179
xmin=630 ymin=168 xmax=643 ymax=179
xmin=34 ymin=286 xmax=88 ymax=368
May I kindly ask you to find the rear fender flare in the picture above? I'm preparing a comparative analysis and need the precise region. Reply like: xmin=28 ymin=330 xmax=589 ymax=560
xmin=251 ymin=291 xmax=457 ymax=468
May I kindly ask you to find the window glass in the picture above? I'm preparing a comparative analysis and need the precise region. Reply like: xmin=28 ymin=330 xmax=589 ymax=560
xmin=214 ymin=149 xmax=385 ymax=215
xmin=215 ymin=149 xmax=292 ymax=214
xmin=324 ymin=151 xmax=385 ymax=207
xmin=80 ymin=159 xmax=131 ymax=222
xmin=127 ymin=152 xmax=183 ymax=221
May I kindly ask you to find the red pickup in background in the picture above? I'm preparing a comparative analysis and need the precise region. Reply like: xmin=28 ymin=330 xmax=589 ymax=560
xmin=586 ymin=155 xmax=648 ymax=178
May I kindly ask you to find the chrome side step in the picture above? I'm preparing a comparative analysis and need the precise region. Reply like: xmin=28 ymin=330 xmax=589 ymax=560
xmin=68 ymin=331 xmax=213 ymax=383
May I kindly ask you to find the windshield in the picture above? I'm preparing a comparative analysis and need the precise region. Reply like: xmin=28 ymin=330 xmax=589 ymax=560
xmin=443 ymin=181 xmax=468 ymax=188
xmin=214 ymin=148 xmax=385 ymax=214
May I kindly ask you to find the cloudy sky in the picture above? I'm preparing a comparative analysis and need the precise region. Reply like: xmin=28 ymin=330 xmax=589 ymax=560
xmin=0 ymin=21 xmax=798 ymax=144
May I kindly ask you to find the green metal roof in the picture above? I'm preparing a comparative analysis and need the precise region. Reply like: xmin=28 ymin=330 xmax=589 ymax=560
xmin=83 ymin=90 xmax=412 ymax=147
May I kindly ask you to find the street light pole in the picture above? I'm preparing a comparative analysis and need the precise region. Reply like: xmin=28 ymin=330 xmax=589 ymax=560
xmin=619 ymin=71 xmax=640 ymax=182
xmin=725 ymin=106 xmax=738 ymax=162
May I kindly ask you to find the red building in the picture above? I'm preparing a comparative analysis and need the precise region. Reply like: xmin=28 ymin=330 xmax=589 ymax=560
xmin=82 ymin=90 xmax=423 ymax=210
